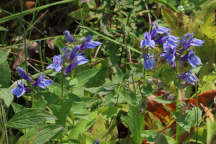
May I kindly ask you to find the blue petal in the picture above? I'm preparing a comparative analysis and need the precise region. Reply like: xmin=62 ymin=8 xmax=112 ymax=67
xmin=64 ymin=63 xmax=77 ymax=74
xmin=191 ymin=38 xmax=204 ymax=47
xmin=62 ymin=47 xmax=71 ymax=58
xmin=157 ymin=26 xmax=170 ymax=34
xmin=34 ymin=74 xmax=53 ymax=89
xmin=69 ymin=46 xmax=80 ymax=61
xmin=149 ymin=40 xmax=155 ymax=48
xmin=144 ymin=61 xmax=149 ymax=70
xmin=55 ymin=66 xmax=62 ymax=72
xmin=17 ymin=67 xmax=32 ymax=82
xmin=63 ymin=30 xmax=75 ymax=43
xmin=87 ymin=41 xmax=102 ymax=49
xmin=11 ymin=81 xmax=26 ymax=98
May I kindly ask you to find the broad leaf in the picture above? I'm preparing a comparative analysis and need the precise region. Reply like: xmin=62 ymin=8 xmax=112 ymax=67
xmin=0 ymin=88 xmax=13 ymax=107
xmin=0 ymin=49 xmax=9 ymax=65
xmin=0 ymin=61 xmax=11 ymax=87
xmin=176 ymin=107 xmax=202 ymax=132
xmin=17 ymin=125 xmax=63 ymax=144
xmin=8 ymin=109 xmax=56 ymax=129
xmin=74 ymin=68 xmax=99 ymax=87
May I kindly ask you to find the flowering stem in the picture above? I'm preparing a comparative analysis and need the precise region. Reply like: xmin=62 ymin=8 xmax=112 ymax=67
xmin=61 ymin=71 xmax=64 ymax=98
xmin=0 ymin=100 xmax=8 ymax=144
xmin=176 ymin=61 xmax=183 ymax=142
xmin=195 ymin=84 xmax=199 ymax=143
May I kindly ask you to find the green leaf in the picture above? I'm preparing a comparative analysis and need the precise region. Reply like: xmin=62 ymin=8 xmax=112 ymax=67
xmin=152 ymin=96 xmax=173 ymax=104
xmin=8 ymin=109 xmax=56 ymax=129
xmin=161 ymin=6 xmax=190 ymax=36
xmin=69 ymin=7 xmax=89 ymax=20
xmin=207 ymin=118 xmax=216 ymax=144
xmin=198 ymin=0 xmax=216 ymax=39
xmin=74 ymin=68 xmax=99 ymax=87
xmin=0 ymin=88 xmax=13 ymax=107
xmin=154 ymin=0 xmax=177 ymax=11
xmin=0 ymin=61 xmax=11 ymax=87
xmin=0 ymin=49 xmax=9 ymax=64
xmin=11 ymin=103 xmax=25 ymax=113
xmin=155 ymin=133 xmax=176 ymax=144
xmin=176 ymin=107 xmax=202 ymax=132
xmin=69 ymin=112 xmax=97 ymax=139
xmin=17 ymin=125 xmax=63 ymax=144
xmin=121 ymin=106 xmax=144 ymax=144
xmin=0 ymin=26 xmax=8 ymax=31
xmin=50 ymin=98 xmax=74 ymax=125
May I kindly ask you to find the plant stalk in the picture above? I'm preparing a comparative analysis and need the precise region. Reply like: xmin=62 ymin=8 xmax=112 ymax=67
xmin=0 ymin=101 xmax=8 ymax=144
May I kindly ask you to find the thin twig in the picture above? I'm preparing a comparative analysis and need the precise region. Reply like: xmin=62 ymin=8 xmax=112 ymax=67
xmin=0 ymin=101 xmax=9 ymax=144
xmin=9 ymin=51 xmax=48 ymax=65
xmin=144 ymin=0 xmax=152 ymax=26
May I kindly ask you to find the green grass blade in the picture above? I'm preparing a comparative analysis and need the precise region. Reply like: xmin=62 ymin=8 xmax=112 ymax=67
xmin=0 ymin=0 xmax=75 ymax=24
xmin=81 ymin=26 xmax=142 ymax=54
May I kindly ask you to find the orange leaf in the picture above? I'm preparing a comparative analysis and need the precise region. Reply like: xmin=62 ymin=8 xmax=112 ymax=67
xmin=200 ymin=103 xmax=214 ymax=122
xmin=187 ymin=90 xmax=216 ymax=106
xmin=147 ymin=96 xmax=173 ymax=124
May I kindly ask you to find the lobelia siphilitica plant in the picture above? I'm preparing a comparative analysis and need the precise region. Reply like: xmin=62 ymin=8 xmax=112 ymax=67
xmin=11 ymin=30 xmax=102 ymax=98
xmin=140 ymin=22 xmax=204 ymax=85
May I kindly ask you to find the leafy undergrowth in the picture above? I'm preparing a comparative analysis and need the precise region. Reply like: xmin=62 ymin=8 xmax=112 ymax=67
xmin=0 ymin=0 xmax=216 ymax=144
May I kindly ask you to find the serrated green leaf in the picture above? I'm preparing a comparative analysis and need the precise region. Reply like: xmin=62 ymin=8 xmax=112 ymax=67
xmin=176 ymin=107 xmax=202 ymax=132
xmin=32 ymin=125 xmax=63 ymax=144
xmin=17 ymin=125 xmax=63 ymax=144
xmin=11 ymin=103 xmax=25 ymax=113
xmin=8 ymin=109 xmax=56 ymax=129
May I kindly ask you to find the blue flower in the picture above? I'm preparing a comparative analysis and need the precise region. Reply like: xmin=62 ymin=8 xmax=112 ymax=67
xmin=179 ymin=33 xmax=204 ymax=52
xmin=69 ymin=45 xmax=80 ymax=61
xmin=94 ymin=139 xmax=100 ymax=144
xmin=63 ymin=30 xmax=75 ymax=43
xmin=178 ymin=71 xmax=199 ymax=85
xmin=143 ymin=53 xmax=156 ymax=70
xmin=64 ymin=51 xmax=88 ymax=75
xmin=161 ymin=34 xmax=179 ymax=50
xmin=62 ymin=47 xmax=71 ymax=58
xmin=181 ymin=49 xmax=202 ymax=68
xmin=34 ymin=74 xmax=53 ymax=89
xmin=80 ymin=35 xmax=102 ymax=50
xmin=151 ymin=22 xmax=170 ymax=39
xmin=46 ymin=55 xmax=63 ymax=72
xmin=160 ymin=47 xmax=176 ymax=67
xmin=11 ymin=81 xmax=27 ymax=98
xmin=140 ymin=32 xmax=155 ymax=48
xmin=191 ymin=38 xmax=204 ymax=46
xmin=17 ymin=67 xmax=32 ymax=82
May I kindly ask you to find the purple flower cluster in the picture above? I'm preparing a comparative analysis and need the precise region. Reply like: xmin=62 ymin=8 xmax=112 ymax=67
xmin=12 ymin=30 xmax=102 ymax=98
xmin=11 ymin=67 xmax=53 ymax=98
xmin=140 ymin=22 xmax=204 ymax=85
xmin=47 ymin=32 xmax=101 ymax=74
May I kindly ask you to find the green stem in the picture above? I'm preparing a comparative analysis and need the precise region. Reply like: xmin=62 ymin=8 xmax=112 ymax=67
xmin=0 ymin=101 xmax=8 ymax=144
xmin=61 ymin=71 xmax=64 ymax=98
xmin=195 ymin=84 xmax=199 ymax=143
